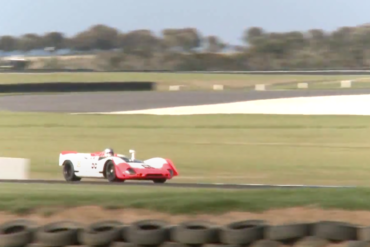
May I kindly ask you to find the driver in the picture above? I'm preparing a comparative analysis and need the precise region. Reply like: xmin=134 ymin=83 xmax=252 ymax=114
xmin=103 ymin=148 xmax=114 ymax=157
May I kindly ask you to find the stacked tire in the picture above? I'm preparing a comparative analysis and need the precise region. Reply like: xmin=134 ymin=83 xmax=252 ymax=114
xmin=0 ymin=218 xmax=366 ymax=247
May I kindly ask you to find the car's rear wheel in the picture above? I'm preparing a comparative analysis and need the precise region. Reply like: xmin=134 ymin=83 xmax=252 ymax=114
xmin=63 ymin=161 xmax=81 ymax=182
xmin=153 ymin=179 xmax=167 ymax=183
xmin=104 ymin=161 xmax=123 ymax=182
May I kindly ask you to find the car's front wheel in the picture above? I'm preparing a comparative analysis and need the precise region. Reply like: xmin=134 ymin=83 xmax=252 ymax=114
xmin=104 ymin=161 xmax=123 ymax=182
xmin=63 ymin=161 xmax=81 ymax=182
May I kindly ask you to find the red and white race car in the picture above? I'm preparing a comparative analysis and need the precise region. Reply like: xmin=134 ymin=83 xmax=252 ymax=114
xmin=58 ymin=148 xmax=178 ymax=183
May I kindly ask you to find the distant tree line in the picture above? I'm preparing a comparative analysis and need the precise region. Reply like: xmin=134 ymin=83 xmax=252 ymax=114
xmin=1 ymin=24 xmax=370 ymax=70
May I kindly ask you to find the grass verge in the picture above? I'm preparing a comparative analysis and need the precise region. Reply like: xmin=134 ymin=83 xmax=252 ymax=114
xmin=0 ymin=73 xmax=364 ymax=91
xmin=270 ymin=77 xmax=370 ymax=90
xmin=0 ymin=183 xmax=366 ymax=215
xmin=1 ymin=112 xmax=370 ymax=186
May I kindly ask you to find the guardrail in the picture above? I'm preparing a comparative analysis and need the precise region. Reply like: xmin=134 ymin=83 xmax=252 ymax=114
xmin=3 ymin=69 xmax=370 ymax=75
xmin=1 ymin=218 xmax=367 ymax=246
xmin=0 ymin=81 xmax=156 ymax=93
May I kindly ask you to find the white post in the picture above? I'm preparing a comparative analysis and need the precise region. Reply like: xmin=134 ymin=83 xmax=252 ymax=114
xmin=255 ymin=84 xmax=265 ymax=91
xmin=0 ymin=158 xmax=30 ymax=179
xmin=341 ymin=80 xmax=352 ymax=88
xmin=297 ymin=83 xmax=308 ymax=89
xmin=213 ymin=84 xmax=224 ymax=90
xmin=129 ymin=150 xmax=135 ymax=161
xmin=169 ymin=85 xmax=180 ymax=91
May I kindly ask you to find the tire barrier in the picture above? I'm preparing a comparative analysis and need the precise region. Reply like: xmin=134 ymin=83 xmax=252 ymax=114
xmin=0 ymin=81 xmax=156 ymax=93
xmin=1 ymin=219 xmax=370 ymax=247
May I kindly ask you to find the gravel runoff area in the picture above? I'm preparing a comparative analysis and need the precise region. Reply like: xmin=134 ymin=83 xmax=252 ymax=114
xmin=101 ymin=94 xmax=370 ymax=115
xmin=1 ymin=89 xmax=370 ymax=113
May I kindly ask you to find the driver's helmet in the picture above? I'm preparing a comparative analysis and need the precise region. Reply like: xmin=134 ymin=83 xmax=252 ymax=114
xmin=104 ymin=148 xmax=114 ymax=156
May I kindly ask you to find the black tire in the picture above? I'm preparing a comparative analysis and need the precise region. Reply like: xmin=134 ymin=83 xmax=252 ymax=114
xmin=205 ymin=245 xmax=242 ymax=247
xmin=171 ymin=220 xmax=220 ymax=244
xmin=63 ymin=161 xmax=81 ymax=182
xmin=312 ymin=221 xmax=358 ymax=242
xmin=126 ymin=219 xmax=169 ymax=245
xmin=293 ymin=236 xmax=329 ymax=247
xmin=358 ymin=226 xmax=370 ymax=241
xmin=35 ymin=221 xmax=83 ymax=247
xmin=251 ymin=239 xmax=282 ymax=247
xmin=105 ymin=161 xmax=122 ymax=182
xmin=78 ymin=220 xmax=124 ymax=246
xmin=162 ymin=243 xmax=190 ymax=247
xmin=0 ymin=219 xmax=38 ymax=247
xmin=347 ymin=240 xmax=370 ymax=247
xmin=220 ymin=220 xmax=266 ymax=245
xmin=153 ymin=178 xmax=167 ymax=183
xmin=111 ymin=242 xmax=136 ymax=247
xmin=265 ymin=223 xmax=311 ymax=243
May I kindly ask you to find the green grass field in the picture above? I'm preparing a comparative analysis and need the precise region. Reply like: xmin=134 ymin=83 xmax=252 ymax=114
xmin=1 ymin=73 xmax=370 ymax=215
xmin=0 ymin=183 xmax=367 ymax=215
xmin=0 ymin=72 xmax=365 ymax=91
xmin=1 ymin=112 xmax=370 ymax=186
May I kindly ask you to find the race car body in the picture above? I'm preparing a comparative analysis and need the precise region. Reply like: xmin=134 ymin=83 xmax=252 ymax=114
xmin=58 ymin=149 xmax=178 ymax=183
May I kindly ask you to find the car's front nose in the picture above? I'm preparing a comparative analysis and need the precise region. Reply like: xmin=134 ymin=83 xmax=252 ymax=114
xmin=116 ymin=165 xmax=172 ymax=179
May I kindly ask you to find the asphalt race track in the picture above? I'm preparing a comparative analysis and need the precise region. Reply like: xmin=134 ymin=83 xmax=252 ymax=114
xmin=2 ymin=88 xmax=370 ymax=113
xmin=0 ymin=89 xmax=368 ymax=189
xmin=0 ymin=179 xmax=356 ymax=189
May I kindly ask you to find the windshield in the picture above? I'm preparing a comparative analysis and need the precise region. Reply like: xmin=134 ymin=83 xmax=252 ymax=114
xmin=118 ymin=156 xmax=142 ymax=163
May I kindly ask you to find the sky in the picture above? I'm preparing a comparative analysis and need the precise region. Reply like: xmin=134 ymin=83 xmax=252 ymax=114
xmin=1 ymin=0 xmax=369 ymax=45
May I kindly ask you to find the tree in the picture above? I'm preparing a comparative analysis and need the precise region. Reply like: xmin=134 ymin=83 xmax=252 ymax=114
xmin=87 ymin=24 xmax=119 ymax=50
xmin=119 ymin=29 xmax=161 ymax=56
xmin=243 ymin=27 xmax=265 ymax=46
xmin=204 ymin=36 xmax=225 ymax=53
xmin=69 ymin=31 xmax=94 ymax=51
xmin=0 ymin=36 xmax=18 ymax=51
xmin=17 ymin=34 xmax=43 ymax=51
xmin=43 ymin=32 xmax=65 ymax=50
xmin=162 ymin=28 xmax=202 ymax=52
xmin=283 ymin=31 xmax=305 ymax=51
xmin=1 ymin=22 xmax=370 ymax=70
xmin=69 ymin=25 xmax=119 ymax=51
